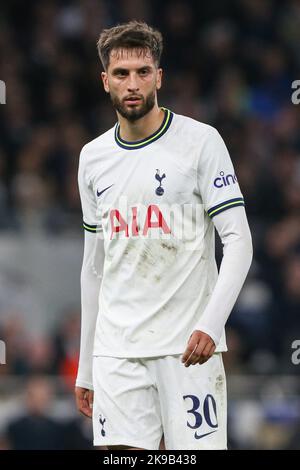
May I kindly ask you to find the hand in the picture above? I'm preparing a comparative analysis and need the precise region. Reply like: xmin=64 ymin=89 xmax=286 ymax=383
xmin=181 ymin=330 xmax=216 ymax=367
xmin=75 ymin=387 xmax=94 ymax=419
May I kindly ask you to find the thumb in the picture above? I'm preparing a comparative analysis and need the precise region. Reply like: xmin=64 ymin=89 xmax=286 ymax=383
xmin=182 ymin=332 xmax=199 ymax=362
xmin=88 ymin=390 xmax=94 ymax=409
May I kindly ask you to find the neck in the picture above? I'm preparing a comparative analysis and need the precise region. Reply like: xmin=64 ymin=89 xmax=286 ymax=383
xmin=117 ymin=105 xmax=164 ymax=142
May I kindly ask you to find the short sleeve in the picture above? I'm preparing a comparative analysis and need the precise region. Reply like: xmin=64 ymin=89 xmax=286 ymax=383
xmin=78 ymin=147 xmax=101 ymax=233
xmin=197 ymin=127 xmax=245 ymax=218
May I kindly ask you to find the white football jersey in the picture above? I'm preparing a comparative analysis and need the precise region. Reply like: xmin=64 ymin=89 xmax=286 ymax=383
xmin=78 ymin=108 xmax=245 ymax=357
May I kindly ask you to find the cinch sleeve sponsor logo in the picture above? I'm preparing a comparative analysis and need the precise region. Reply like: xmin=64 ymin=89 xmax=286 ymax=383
xmin=214 ymin=171 xmax=238 ymax=188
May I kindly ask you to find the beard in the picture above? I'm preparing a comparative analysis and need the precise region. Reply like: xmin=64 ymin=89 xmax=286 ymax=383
xmin=109 ymin=88 xmax=156 ymax=122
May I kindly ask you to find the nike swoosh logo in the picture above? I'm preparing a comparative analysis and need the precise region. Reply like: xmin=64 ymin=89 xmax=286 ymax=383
xmin=97 ymin=184 xmax=114 ymax=197
xmin=194 ymin=430 xmax=218 ymax=440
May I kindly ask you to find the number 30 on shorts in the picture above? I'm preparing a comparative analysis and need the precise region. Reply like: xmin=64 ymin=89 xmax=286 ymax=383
xmin=183 ymin=394 xmax=218 ymax=439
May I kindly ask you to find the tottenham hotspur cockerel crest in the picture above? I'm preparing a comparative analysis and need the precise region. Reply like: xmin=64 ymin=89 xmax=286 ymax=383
xmin=155 ymin=169 xmax=166 ymax=196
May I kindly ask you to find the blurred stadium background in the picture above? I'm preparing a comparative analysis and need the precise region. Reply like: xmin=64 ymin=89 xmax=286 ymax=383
xmin=0 ymin=0 xmax=300 ymax=450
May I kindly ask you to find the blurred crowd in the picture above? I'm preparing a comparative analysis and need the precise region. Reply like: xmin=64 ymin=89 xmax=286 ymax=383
xmin=0 ymin=312 xmax=94 ymax=450
xmin=0 ymin=0 xmax=300 ymax=450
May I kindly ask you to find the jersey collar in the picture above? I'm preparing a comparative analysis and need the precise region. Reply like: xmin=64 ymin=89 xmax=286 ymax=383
xmin=114 ymin=107 xmax=173 ymax=150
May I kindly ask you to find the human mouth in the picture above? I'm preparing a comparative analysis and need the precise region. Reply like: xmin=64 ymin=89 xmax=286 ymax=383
xmin=124 ymin=97 xmax=142 ymax=105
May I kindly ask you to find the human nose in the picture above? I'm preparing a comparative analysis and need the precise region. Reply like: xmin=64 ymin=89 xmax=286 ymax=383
xmin=127 ymin=72 xmax=139 ymax=92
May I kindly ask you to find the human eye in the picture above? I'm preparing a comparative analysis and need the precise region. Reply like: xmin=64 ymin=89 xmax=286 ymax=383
xmin=114 ymin=69 xmax=127 ymax=77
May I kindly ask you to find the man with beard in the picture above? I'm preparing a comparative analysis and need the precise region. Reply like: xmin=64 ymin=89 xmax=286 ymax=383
xmin=75 ymin=20 xmax=252 ymax=450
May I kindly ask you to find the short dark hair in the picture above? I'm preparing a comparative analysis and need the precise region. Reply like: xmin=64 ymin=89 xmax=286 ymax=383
xmin=97 ymin=20 xmax=163 ymax=71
